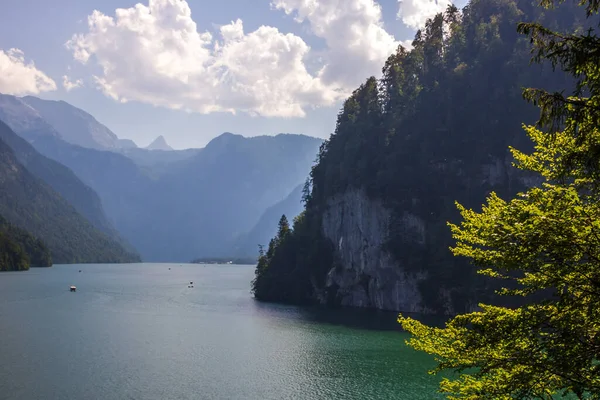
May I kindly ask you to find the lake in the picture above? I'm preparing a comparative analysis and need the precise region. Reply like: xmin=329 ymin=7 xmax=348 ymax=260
xmin=0 ymin=263 xmax=444 ymax=400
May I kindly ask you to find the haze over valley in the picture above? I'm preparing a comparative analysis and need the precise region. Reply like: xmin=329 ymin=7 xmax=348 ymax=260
xmin=0 ymin=93 xmax=321 ymax=262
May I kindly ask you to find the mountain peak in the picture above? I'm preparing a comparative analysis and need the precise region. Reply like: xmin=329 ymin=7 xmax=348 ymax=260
xmin=0 ymin=93 xmax=62 ymax=140
xmin=17 ymin=95 xmax=121 ymax=150
xmin=146 ymin=135 xmax=173 ymax=151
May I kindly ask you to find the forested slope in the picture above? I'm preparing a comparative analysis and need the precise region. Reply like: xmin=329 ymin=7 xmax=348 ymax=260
xmin=252 ymin=0 xmax=582 ymax=314
xmin=0 ymin=122 xmax=140 ymax=264
xmin=0 ymin=215 xmax=51 ymax=271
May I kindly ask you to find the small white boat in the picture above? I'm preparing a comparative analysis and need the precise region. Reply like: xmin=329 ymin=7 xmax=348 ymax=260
xmin=70 ymin=286 xmax=77 ymax=292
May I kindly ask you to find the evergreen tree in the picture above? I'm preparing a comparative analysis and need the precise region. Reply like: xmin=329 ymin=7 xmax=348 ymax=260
xmin=301 ymin=178 xmax=312 ymax=205
xmin=276 ymin=215 xmax=290 ymax=242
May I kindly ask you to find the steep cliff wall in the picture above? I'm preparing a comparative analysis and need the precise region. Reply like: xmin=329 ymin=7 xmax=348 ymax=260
xmin=316 ymin=189 xmax=429 ymax=312
xmin=312 ymin=153 xmax=539 ymax=315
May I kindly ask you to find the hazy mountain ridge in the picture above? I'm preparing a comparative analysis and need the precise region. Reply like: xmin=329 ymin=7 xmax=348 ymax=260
xmin=20 ymin=96 xmax=125 ymax=150
xmin=231 ymin=183 xmax=305 ymax=258
xmin=117 ymin=138 xmax=138 ymax=149
xmin=117 ymin=147 xmax=201 ymax=176
xmin=11 ymin=95 xmax=200 ymax=171
xmin=27 ymin=134 xmax=155 ymax=247
xmin=136 ymin=132 xmax=322 ymax=261
xmin=0 ymin=121 xmax=140 ymax=264
xmin=0 ymin=95 xmax=61 ymax=141
xmin=0 ymin=122 xmax=118 ymax=238
xmin=0 ymin=94 xmax=323 ymax=262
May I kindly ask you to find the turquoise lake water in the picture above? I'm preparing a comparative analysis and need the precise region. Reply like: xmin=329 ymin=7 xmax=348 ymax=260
xmin=0 ymin=263 xmax=444 ymax=399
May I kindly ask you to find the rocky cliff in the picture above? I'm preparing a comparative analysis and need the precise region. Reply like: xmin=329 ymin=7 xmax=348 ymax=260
xmin=311 ymin=153 xmax=541 ymax=314
xmin=316 ymin=189 xmax=426 ymax=312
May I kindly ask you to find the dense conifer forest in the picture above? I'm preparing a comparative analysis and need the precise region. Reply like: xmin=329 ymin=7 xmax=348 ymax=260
xmin=252 ymin=0 xmax=585 ymax=312
xmin=0 ymin=214 xmax=51 ymax=271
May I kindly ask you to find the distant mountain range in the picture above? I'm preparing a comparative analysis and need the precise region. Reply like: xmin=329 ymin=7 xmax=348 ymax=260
xmin=0 ymin=120 xmax=140 ymax=263
xmin=19 ymin=96 xmax=124 ymax=150
xmin=135 ymin=132 xmax=321 ymax=261
xmin=231 ymin=183 xmax=305 ymax=257
xmin=0 ymin=93 xmax=322 ymax=263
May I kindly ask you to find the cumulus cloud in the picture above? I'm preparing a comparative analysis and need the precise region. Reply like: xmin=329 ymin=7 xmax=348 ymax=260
xmin=271 ymin=0 xmax=400 ymax=89
xmin=397 ymin=0 xmax=453 ymax=30
xmin=0 ymin=48 xmax=57 ymax=95
xmin=62 ymin=75 xmax=83 ymax=91
xmin=67 ymin=0 xmax=404 ymax=117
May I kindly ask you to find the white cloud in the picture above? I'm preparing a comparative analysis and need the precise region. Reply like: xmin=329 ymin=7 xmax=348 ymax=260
xmin=67 ymin=0 xmax=404 ymax=118
xmin=271 ymin=0 xmax=400 ymax=89
xmin=397 ymin=0 xmax=453 ymax=30
xmin=0 ymin=48 xmax=56 ymax=95
xmin=62 ymin=75 xmax=83 ymax=91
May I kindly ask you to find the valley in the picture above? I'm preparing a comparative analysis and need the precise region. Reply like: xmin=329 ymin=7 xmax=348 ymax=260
xmin=0 ymin=94 xmax=322 ymax=264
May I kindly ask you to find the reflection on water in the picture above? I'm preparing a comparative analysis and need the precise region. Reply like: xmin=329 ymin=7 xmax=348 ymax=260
xmin=0 ymin=263 xmax=444 ymax=400
xmin=254 ymin=299 xmax=449 ymax=331
xmin=255 ymin=302 xmax=402 ymax=331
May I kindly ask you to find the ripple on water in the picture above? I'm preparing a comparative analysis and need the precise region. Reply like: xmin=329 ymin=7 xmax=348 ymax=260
xmin=0 ymin=263 xmax=444 ymax=400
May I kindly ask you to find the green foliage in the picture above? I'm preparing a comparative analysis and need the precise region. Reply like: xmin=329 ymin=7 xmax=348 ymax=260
xmin=252 ymin=212 xmax=334 ymax=304
xmin=399 ymin=0 xmax=600 ymax=397
xmin=0 ymin=128 xmax=140 ymax=264
xmin=253 ymin=0 xmax=584 ymax=310
xmin=0 ymin=233 xmax=29 ymax=271
xmin=0 ymin=214 xmax=51 ymax=271
xmin=0 ymin=115 xmax=122 ymax=239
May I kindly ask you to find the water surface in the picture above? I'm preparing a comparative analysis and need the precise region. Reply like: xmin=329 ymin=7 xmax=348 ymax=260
xmin=0 ymin=263 xmax=443 ymax=399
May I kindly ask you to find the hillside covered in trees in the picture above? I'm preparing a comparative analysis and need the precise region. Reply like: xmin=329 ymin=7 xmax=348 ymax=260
xmin=252 ymin=0 xmax=586 ymax=314
xmin=0 ymin=215 xmax=51 ymax=271
xmin=0 ymin=111 xmax=129 ymax=242
xmin=0 ymin=121 xmax=140 ymax=264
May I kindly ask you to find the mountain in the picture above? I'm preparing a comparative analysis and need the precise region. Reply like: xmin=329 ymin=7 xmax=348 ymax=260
xmin=22 ymin=129 xmax=321 ymax=262
xmin=24 ymin=134 xmax=154 ymax=251
xmin=251 ymin=0 xmax=579 ymax=314
xmin=19 ymin=96 xmax=124 ymax=150
xmin=145 ymin=135 xmax=173 ymax=151
xmin=0 ymin=93 xmax=323 ymax=262
xmin=232 ymin=183 xmax=305 ymax=257
xmin=117 ymin=147 xmax=200 ymax=176
xmin=0 ymin=214 xmax=51 ymax=271
xmin=0 ymin=122 xmax=140 ymax=264
xmin=133 ymin=132 xmax=322 ymax=262
xmin=0 ymin=120 xmax=119 ymax=238
xmin=0 ymin=93 xmax=197 ymax=175
xmin=117 ymin=138 xmax=138 ymax=149
xmin=0 ymin=94 xmax=61 ymax=140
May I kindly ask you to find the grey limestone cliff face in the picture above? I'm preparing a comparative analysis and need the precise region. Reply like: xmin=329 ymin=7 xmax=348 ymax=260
xmin=316 ymin=189 xmax=429 ymax=313
xmin=313 ymin=154 xmax=539 ymax=314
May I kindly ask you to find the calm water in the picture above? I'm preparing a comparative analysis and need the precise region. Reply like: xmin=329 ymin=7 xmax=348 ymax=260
xmin=0 ymin=263 xmax=443 ymax=400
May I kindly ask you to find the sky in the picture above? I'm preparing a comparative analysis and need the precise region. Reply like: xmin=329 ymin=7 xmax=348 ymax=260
xmin=0 ymin=0 xmax=466 ymax=149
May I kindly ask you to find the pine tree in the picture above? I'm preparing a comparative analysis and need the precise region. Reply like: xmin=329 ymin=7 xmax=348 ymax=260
xmin=276 ymin=215 xmax=290 ymax=242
